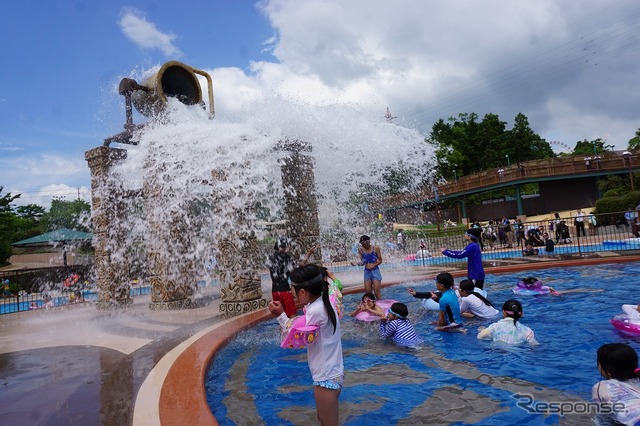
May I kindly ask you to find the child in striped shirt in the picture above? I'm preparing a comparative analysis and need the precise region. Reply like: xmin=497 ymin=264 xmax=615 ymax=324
xmin=379 ymin=302 xmax=423 ymax=348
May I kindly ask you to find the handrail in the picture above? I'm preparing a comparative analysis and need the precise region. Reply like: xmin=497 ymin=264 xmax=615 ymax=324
xmin=375 ymin=153 xmax=640 ymax=209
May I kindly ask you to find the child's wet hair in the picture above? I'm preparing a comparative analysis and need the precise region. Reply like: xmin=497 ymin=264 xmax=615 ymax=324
xmin=435 ymin=272 xmax=454 ymax=289
xmin=597 ymin=343 xmax=640 ymax=380
xmin=460 ymin=279 xmax=494 ymax=307
xmin=290 ymin=264 xmax=337 ymax=334
xmin=502 ymin=299 xmax=523 ymax=325
xmin=459 ymin=279 xmax=474 ymax=293
xmin=362 ymin=292 xmax=376 ymax=301
xmin=389 ymin=302 xmax=408 ymax=319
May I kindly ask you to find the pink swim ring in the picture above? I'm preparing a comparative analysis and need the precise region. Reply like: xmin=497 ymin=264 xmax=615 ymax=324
xmin=280 ymin=315 xmax=320 ymax=349
xmin=610 ymin=314 xmax=640 ymax=335
xmin=513 ymin=277 xmax=552 ymax=295
xmin=355 ymin=299 xmax=397 ymax=321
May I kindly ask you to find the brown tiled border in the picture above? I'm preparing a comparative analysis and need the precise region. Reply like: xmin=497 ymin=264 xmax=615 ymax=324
xmin=157 ymin=256 xmax=640 ymax=425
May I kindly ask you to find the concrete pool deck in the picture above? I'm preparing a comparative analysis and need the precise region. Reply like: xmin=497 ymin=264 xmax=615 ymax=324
xmin=2 ymin=253 xmax=640 ymax=425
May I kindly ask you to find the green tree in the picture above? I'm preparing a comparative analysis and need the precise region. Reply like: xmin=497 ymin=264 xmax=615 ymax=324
xmin=572 ymin=138 xmax=614 ymax=156
xmin=40 ymin=199 xmax=91 ymax=232
xmin=15 ymin=204 xmax=45 ymax=222
xmin=477 ymin=113 xmax=507 ymax=169
xmin=427 ymin=112 xmax=554 ymax=180
xmin=0 ymin=187 xmax=21 ymax=265
xmin=505 ymin=113 xmax=554 ymax=161
xmin=13 ymin=204 xmax=45 ymax=242
xmin=427 ymin=112 xmax=483 ymax=179
xmin=628 ymin=129 xmax=640 ymax=151
xmin=597 ymin=175 xmax=626 ymax=195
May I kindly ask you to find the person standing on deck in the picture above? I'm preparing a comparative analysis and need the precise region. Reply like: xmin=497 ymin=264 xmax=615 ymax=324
xmin=351 ymin=235 xmax=383 ymax=300
xmin=440 ymin=228 xmax=486 ymax=290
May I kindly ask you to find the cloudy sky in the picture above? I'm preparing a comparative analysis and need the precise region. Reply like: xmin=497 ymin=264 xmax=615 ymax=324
xmin=1 ymin=0 xmax=639 ymax=208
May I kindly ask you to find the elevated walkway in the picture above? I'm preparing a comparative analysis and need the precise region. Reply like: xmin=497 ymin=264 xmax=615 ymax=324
xmin=376 ymin=153 xmax=640 ymax=210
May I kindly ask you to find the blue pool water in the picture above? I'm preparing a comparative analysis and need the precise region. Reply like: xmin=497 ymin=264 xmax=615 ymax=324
xmin=0 ymin=287 xmax=152 ymax=314
xmin=206 ymin=262 xmax=640 ymax=425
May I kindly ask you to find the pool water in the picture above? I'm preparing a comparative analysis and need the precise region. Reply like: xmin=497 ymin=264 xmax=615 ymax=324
xmin=206 ymin=262 xmax=640 ymax=425
xmin=0 ymin=287 xmax=152 ymax=314
xmin=400 ymin=241 xmax=640 ymax=268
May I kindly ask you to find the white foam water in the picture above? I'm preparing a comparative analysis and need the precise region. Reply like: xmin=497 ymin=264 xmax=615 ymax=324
xmin=105 ymin=90 xmax=434 ymax=283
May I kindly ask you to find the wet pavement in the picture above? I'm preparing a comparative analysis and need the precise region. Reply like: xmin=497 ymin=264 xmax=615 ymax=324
xmin=1 ymin=252 xmax=639 ymax=426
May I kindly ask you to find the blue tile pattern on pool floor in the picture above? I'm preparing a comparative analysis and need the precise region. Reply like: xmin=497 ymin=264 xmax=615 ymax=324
xmin=207 ymin=263 xmax=640 ymax=425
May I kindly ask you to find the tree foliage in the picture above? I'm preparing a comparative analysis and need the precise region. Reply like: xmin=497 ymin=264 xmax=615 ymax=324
xmin=40 ymin=199 xmax=91 ymax=232
xmin=628 ymin=129 xmax=640 ymax=151
xmin=0 ymin=190 xmax=92 ymax=265
xmin=427 ymin=112 xmax=554 ymax=180
xmin=0 ymin=187 xmax=21 ymax=265
xmin=572 ymin=138 xmax=614 ymax=156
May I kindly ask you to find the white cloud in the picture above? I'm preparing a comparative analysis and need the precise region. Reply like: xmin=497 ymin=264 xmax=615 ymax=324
xmin=118 ymin=7 xmax=182 ymax=57
xmin=546 ymin=98 xmax=635 ymax=149
xmin=0 ymin=153 xmax=91 ymax=208
xmin=0 ymin=141 xmax=22 ymax=151
xmin=251 ymin=0 xmax=640 ymax=149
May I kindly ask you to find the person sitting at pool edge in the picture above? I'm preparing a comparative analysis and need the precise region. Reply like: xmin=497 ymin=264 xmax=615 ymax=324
xmin=350 ymin=292 xmax=384 ymax=318
xmin=477 ymin=299 xmax=538 ymax=345
xmin=458 ymin=279 xmax=499 ymax=319
xmin=378 ymin=302 xmax=423 ymax=348
xmin=440 ymin=227 xmax=485 ymax=289
xmin=433 ymin=272 xmax=463 ymax=331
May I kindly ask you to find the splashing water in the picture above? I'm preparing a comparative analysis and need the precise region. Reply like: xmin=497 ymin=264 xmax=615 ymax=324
xmin=105 ymin=93 xmax=433 ymax=290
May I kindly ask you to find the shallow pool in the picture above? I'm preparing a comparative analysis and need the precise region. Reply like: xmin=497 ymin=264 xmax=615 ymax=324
xmin=206 ymin=262 xmax=640 ymax=425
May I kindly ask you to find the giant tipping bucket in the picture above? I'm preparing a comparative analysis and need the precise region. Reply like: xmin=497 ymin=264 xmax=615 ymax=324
xmin=131 ymin=60 xmax=214 ymax=117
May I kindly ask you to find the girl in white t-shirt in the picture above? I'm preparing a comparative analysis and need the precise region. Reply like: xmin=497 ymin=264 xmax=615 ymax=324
xmin=269 ymin=264 xmax=343 ymax=426
xmin=458 ymin=279 xmax=499 ymax=319
xmin=593 ymin=343 xmax=640 ymax=425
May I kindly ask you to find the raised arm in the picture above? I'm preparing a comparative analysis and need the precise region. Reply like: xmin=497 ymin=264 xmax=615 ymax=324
xmin=299 ymin=244 xmax=318 ymax=266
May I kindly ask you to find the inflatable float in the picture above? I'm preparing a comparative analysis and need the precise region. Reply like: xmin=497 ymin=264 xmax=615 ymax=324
xmin=280 ymin=277 xmax=343 ymax=349
xmin=355 ymin=299 xmax=397 ymax=321
xmin=280 ymin=316 xmax=319 ymax=349
xmin=513 ymin=278 xmax=553 ymax=295
xmin=63 ymin=273 xmax=80 ymax=287
xmin=610 ymin=314 xmax=640 ymax=335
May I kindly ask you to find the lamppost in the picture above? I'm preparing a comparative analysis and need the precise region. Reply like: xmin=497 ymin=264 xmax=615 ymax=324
xmin=453 ymin=169 xmax=457 ymax=181
xmin=623 ymin=151 xmax=634 ymax=191
xmin=505 ymin=154 xmax=510 ymax=166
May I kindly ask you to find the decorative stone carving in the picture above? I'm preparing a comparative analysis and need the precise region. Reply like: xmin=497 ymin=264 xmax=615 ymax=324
xmin=211 ymin=168 xmax=266 ymax=315
xmin=278 ymin=140 xmax=323 ymax=264
xmin=85 ymin=147 xmax=132 ymax=309
xmin=143 ymin=143 xmax=197 ymax=311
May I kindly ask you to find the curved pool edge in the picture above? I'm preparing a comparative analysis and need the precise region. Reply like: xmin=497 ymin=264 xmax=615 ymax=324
xmin=133 ymin=309 xmax=271 ymax=426
xmin=144 ymin=255 xmax=640 ymax=425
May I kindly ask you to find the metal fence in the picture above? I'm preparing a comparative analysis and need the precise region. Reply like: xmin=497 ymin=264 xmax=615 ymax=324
xmin=2 ymin=211 xmax=638 ymax=314
xmin=0 ymin=282 xmax=151 ymax=315
xmin=320 ymin=211 xmax=640 ymax=272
